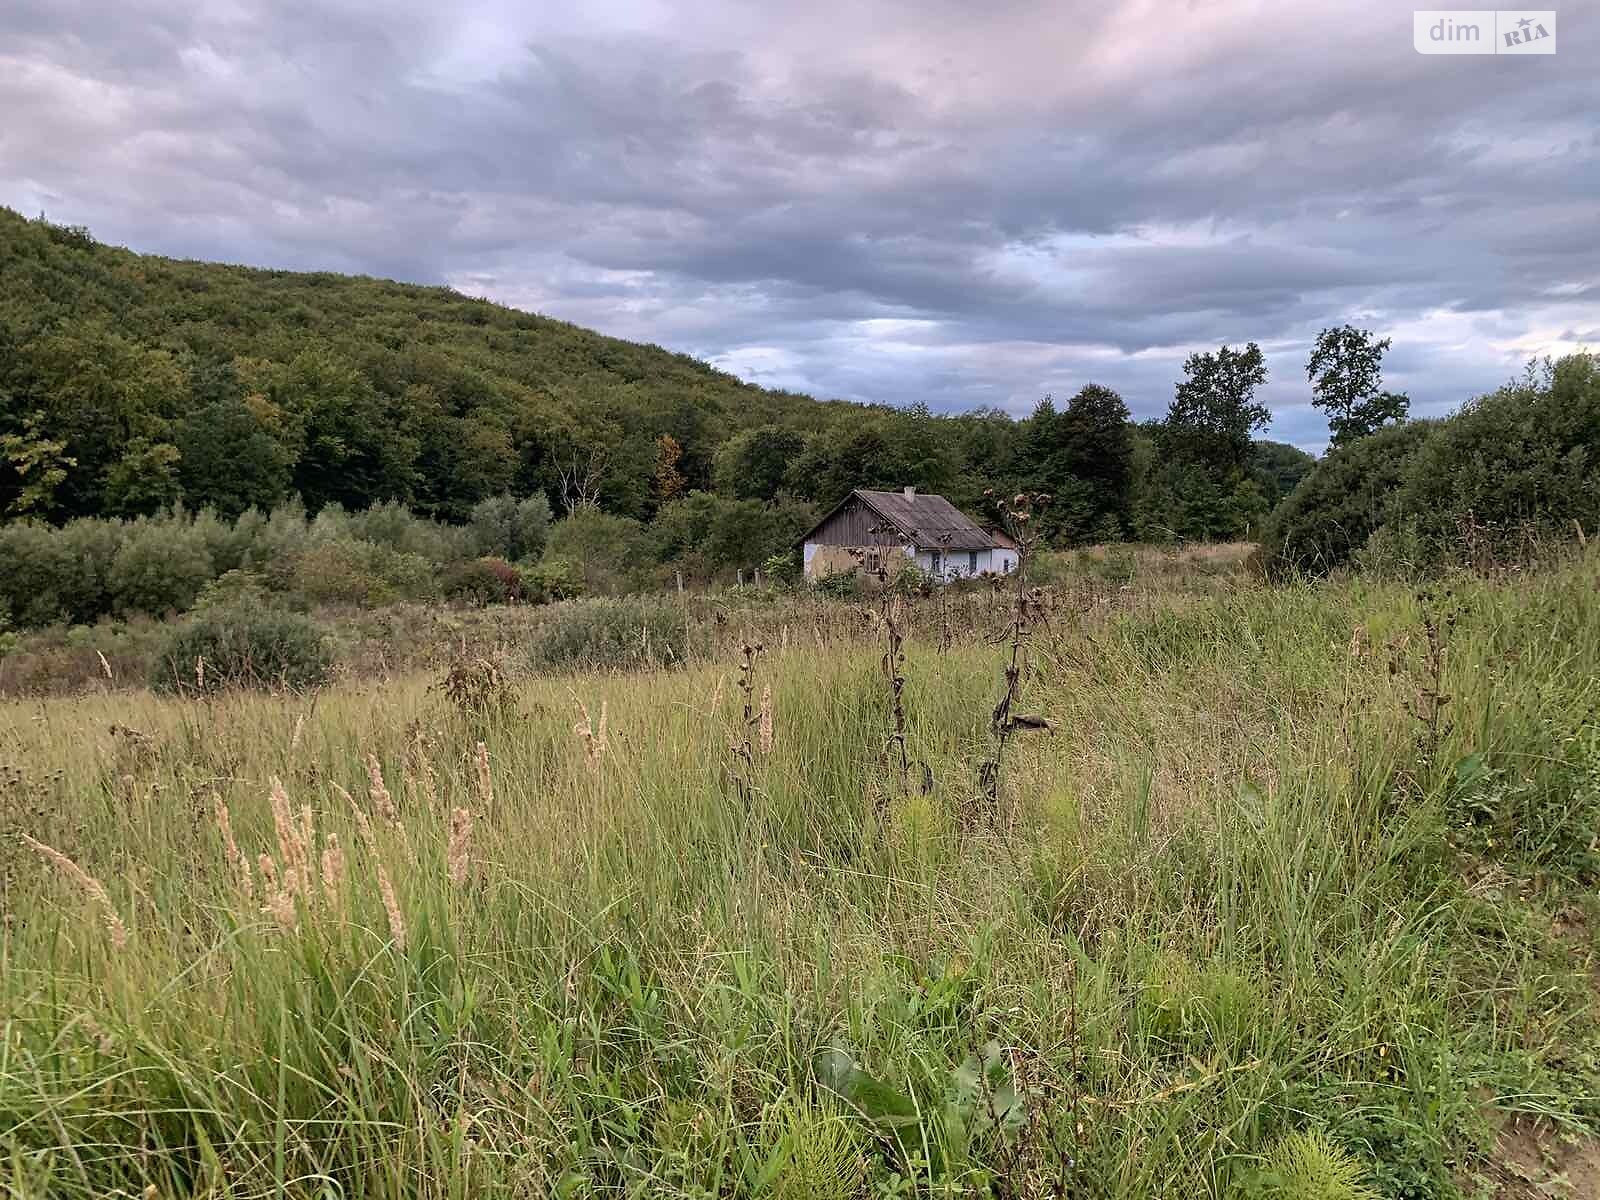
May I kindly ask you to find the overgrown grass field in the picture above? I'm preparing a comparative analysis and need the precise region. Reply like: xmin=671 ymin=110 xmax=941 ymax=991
xmin=4 ymin=551 xmax=1600 ymax=1197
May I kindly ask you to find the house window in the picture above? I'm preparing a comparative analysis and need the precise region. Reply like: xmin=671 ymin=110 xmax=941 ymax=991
xmin=930 ymin=550 xmax=941 ymax=576
xmin=968 ymin=551 xmax=978 ymax=575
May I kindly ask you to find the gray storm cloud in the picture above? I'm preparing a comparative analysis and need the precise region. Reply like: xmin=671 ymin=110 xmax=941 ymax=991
xmin=2 ymin=0 xmax=1596 ymax=448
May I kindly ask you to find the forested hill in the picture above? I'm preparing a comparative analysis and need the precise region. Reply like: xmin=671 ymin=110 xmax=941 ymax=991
xmin=0 ymin=207 xmax=1311 ymax=543
xmin=0 ymin=206 xmax=849 ymax=523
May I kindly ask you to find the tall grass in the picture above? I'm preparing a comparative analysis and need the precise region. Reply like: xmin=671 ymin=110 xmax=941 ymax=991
xmin=3 ymin=550 xmax=1599 ymax=1196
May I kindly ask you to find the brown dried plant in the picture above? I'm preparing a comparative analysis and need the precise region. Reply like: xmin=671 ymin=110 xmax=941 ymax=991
xmin=20 ymin=834 xmax=128 ymax=949
xmin=337 ymin=782 xmax=408 ymax=949
xmin=365 ymin=753 xmax=398 ymax=823
xmin=573 ymin=696 xmax=608 ymax=771
xmin=213 ymin=793 xmax=254 ymax=900
xmin=448 ymin=807 xmax=473 ymax=888
xmin=978 ymin=491 xmax=1057 ymax=809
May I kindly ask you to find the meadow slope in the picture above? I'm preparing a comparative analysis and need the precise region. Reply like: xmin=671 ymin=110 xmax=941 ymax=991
xmin=4 ymin=552 xmax=1600 ymax=1198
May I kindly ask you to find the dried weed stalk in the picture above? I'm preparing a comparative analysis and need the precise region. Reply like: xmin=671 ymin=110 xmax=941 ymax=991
xmin=978 ymin=491 xmax=1056 ymax=807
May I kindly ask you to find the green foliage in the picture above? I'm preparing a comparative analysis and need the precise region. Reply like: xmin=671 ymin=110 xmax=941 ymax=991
xmin=283 ymin=537 xmax=436 ymax=608
xmin=108 ymin=515 xmax=216 ymax=616
xmin=440 ymin=556 xmax=522 ymax=605
xmin=1251 ymin=440 xmax=1318 ymax=503
xmin=544 ymin=506 xmax=651 ymax=595
xmin=1015 ymin=385 xmax=1136 ymax=543
xmin=526 ymin=597 xmax=695 ymax=671
xmin=520 ymin=559 xmax=583 ymax=603
xmin=469 ymin=493 xmax=552 ymax=561
xmin=1307 ymin=325 xmax=1409 ymax=447
xmin=1167 ymin=342 xmax=1270 ymax=475
xmin=1394 ymin=353 xmax=1600 ymax=564
xmin=1257 ymin=1130 xmax=1379 ymax=1200
xmin=149 ymin=604 xmax=331 ymax=693
xmin=1260 ymin=421 xmax=1435 ymax=574
xmin=1264 ymin=351 xmax=1598 ymax=576
xmin=812 ymin=568 xmax=864 ymax=600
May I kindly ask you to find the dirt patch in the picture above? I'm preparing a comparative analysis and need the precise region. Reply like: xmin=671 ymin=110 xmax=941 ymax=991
xmin=1464 ymin=1116 xmax=1600 ymax=1198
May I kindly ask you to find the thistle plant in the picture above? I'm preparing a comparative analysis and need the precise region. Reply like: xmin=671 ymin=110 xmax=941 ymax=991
xmin=729 ymin=641 xmax=764 ymax=803
xmin=978 ymin=490 xmax=1055 ymax=808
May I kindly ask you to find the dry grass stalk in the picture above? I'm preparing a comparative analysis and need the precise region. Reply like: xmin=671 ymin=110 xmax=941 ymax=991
xmin=758 ymin=683 xmax=774 ymax=757
xmin=365 ymin=753 xmax=398 ymax=824
xmin=320 ymin=833 xmax=346 ymax=908
xmin=448 ymin=807 xmax=473 ymax=887
xmin=263 ymin=883 xmax=298 ymax=930
xmin=290 ymin=713 xmax=306 ymax=754
xmin=474 ymin=741 xmax=493 ymax=807
xmin=340 ymin=783 xmax=408 ymax=949
xmin=268 ymin=776 xmax=310 ymax=899
xmin=20 ymin=833 xmax=128 ymax=949
xmin=410 ymin=732 xmax=439 ymax=809
xmin=194 ymin=655 xmax=205 ymax=693
xmin=212 ymin=793 xmax=254 ymax=900
xmin=96 ymin=649 xmax=113 ymax=681
xmin=573 ymin=697 xmax=608 ymax=770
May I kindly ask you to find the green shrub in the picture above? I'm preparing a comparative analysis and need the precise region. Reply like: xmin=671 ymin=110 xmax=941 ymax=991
xmin=469 ymin=493 xmax=552 ymax=561
xmin=285 ymin=537 xmax=436 ymax=607
xmin=1393 ymin=353 xmax=1599 ymax=565
xmin=194 ymin=568 xmax=275 ymax=612
xmin=812 ymin=569 xmax=863 ymax=600
xmin=1259 ymin=421 xmax=1434 ymax=575
xmin=108 ymin=516 xmax=217 ymax=616
xmin=441 ymin=556 xmax=522 ymax=605
xmin=520 ymin=559 xmax=583 ymax=603
xmin=150 ymin=604 xmax=332 ymax=694
xmin=544 ymin=508 xmax=651 ymax=595
xmin=0 ymin=520 xmax=98 ymax=627
xmin=349 ymin=499 xmax=474 ymax=562
xmin=527 ymin=598 xmax=696 ymax=672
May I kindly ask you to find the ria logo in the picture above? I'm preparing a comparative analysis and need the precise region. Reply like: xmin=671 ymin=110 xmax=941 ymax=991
xmin=1500 ymin=13 xmax=1553 ymax=46
xmin=1413 ymin=9 xmax=1557 ymax=53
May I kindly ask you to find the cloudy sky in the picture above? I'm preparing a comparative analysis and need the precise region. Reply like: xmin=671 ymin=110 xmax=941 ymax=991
xmin=3 ymin=0 xmax=1595 ymax=447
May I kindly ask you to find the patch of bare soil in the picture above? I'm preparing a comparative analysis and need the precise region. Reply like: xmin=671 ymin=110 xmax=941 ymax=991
xmin=1463 ymin=1116 xmax=1600 ymax=1199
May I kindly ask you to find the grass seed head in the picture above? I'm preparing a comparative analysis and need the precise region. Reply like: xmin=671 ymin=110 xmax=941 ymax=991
xmin=365 ymin=754 xmax=398 ymax=823
xmin=20 ymin=833 xmax=128 ymax=949
xmin=448 ymin=806 xmax=473 ymax=887
xmin=474 ymin=741 xmax=492 ymax=807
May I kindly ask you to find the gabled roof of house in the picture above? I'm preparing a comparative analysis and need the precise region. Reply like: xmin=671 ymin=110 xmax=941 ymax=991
xmin=797 ymin=488 xmax=996 ymax=552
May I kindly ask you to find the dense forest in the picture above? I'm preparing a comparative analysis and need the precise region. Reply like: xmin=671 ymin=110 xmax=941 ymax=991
xmin=0 ymin=208 xmax=1311 ymax=549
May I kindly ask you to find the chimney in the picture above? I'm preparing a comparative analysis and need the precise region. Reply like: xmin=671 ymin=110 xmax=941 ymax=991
xmin=903 ymin=486 xmax=915 ymax=498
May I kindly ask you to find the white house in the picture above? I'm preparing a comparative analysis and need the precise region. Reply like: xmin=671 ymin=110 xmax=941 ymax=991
xmin=797 ymin=487 xmax=1018 ymax=582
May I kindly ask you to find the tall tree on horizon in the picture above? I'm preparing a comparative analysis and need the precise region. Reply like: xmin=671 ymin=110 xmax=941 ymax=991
xmin=1307 ymin=324 xmax=1410 ymax=446
xmin=1166 ymin=342 xmax=1270 ymax=476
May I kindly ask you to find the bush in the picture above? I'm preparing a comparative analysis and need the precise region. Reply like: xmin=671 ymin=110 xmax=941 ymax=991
xmin=109 ymin=516 xmax=217 ymax=616
xmin=544 ymin=508 xmax=651 ymax=595
xmin=349 ymin=499 xmax=474 ymax=562
xmin=194 ymin=569 xmax=275 ymax=612
xmin=150 ymin=605 xmax=332 ymax=694
xmin=812 ymin=569 xmax=863 ymax=600
xmin=527 ymin=598 xmax=696 ymax=672
xmin=1263 ymin=352 xmax=1599 ymax=577
xmin=521 ymin=559 xmax=583 ymax=604
xmin=1393 ymin=354 xmax=1599 ymax=565
xmin=1259 ymin=421 xmax=1434 ymax=575
xmin=0 ymin=521 xmax=89 ymax=627
xmin=441 ymin=556 xmax=522 ymax=605
xmin=284 ymin=537 xmax=436 ymax=607
xmin=469 ymin=493 xmax=552 ymax=562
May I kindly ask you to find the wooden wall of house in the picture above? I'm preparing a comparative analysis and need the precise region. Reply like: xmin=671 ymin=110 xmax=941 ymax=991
xmin=808 ymin=496 xmax=905 ymax=547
